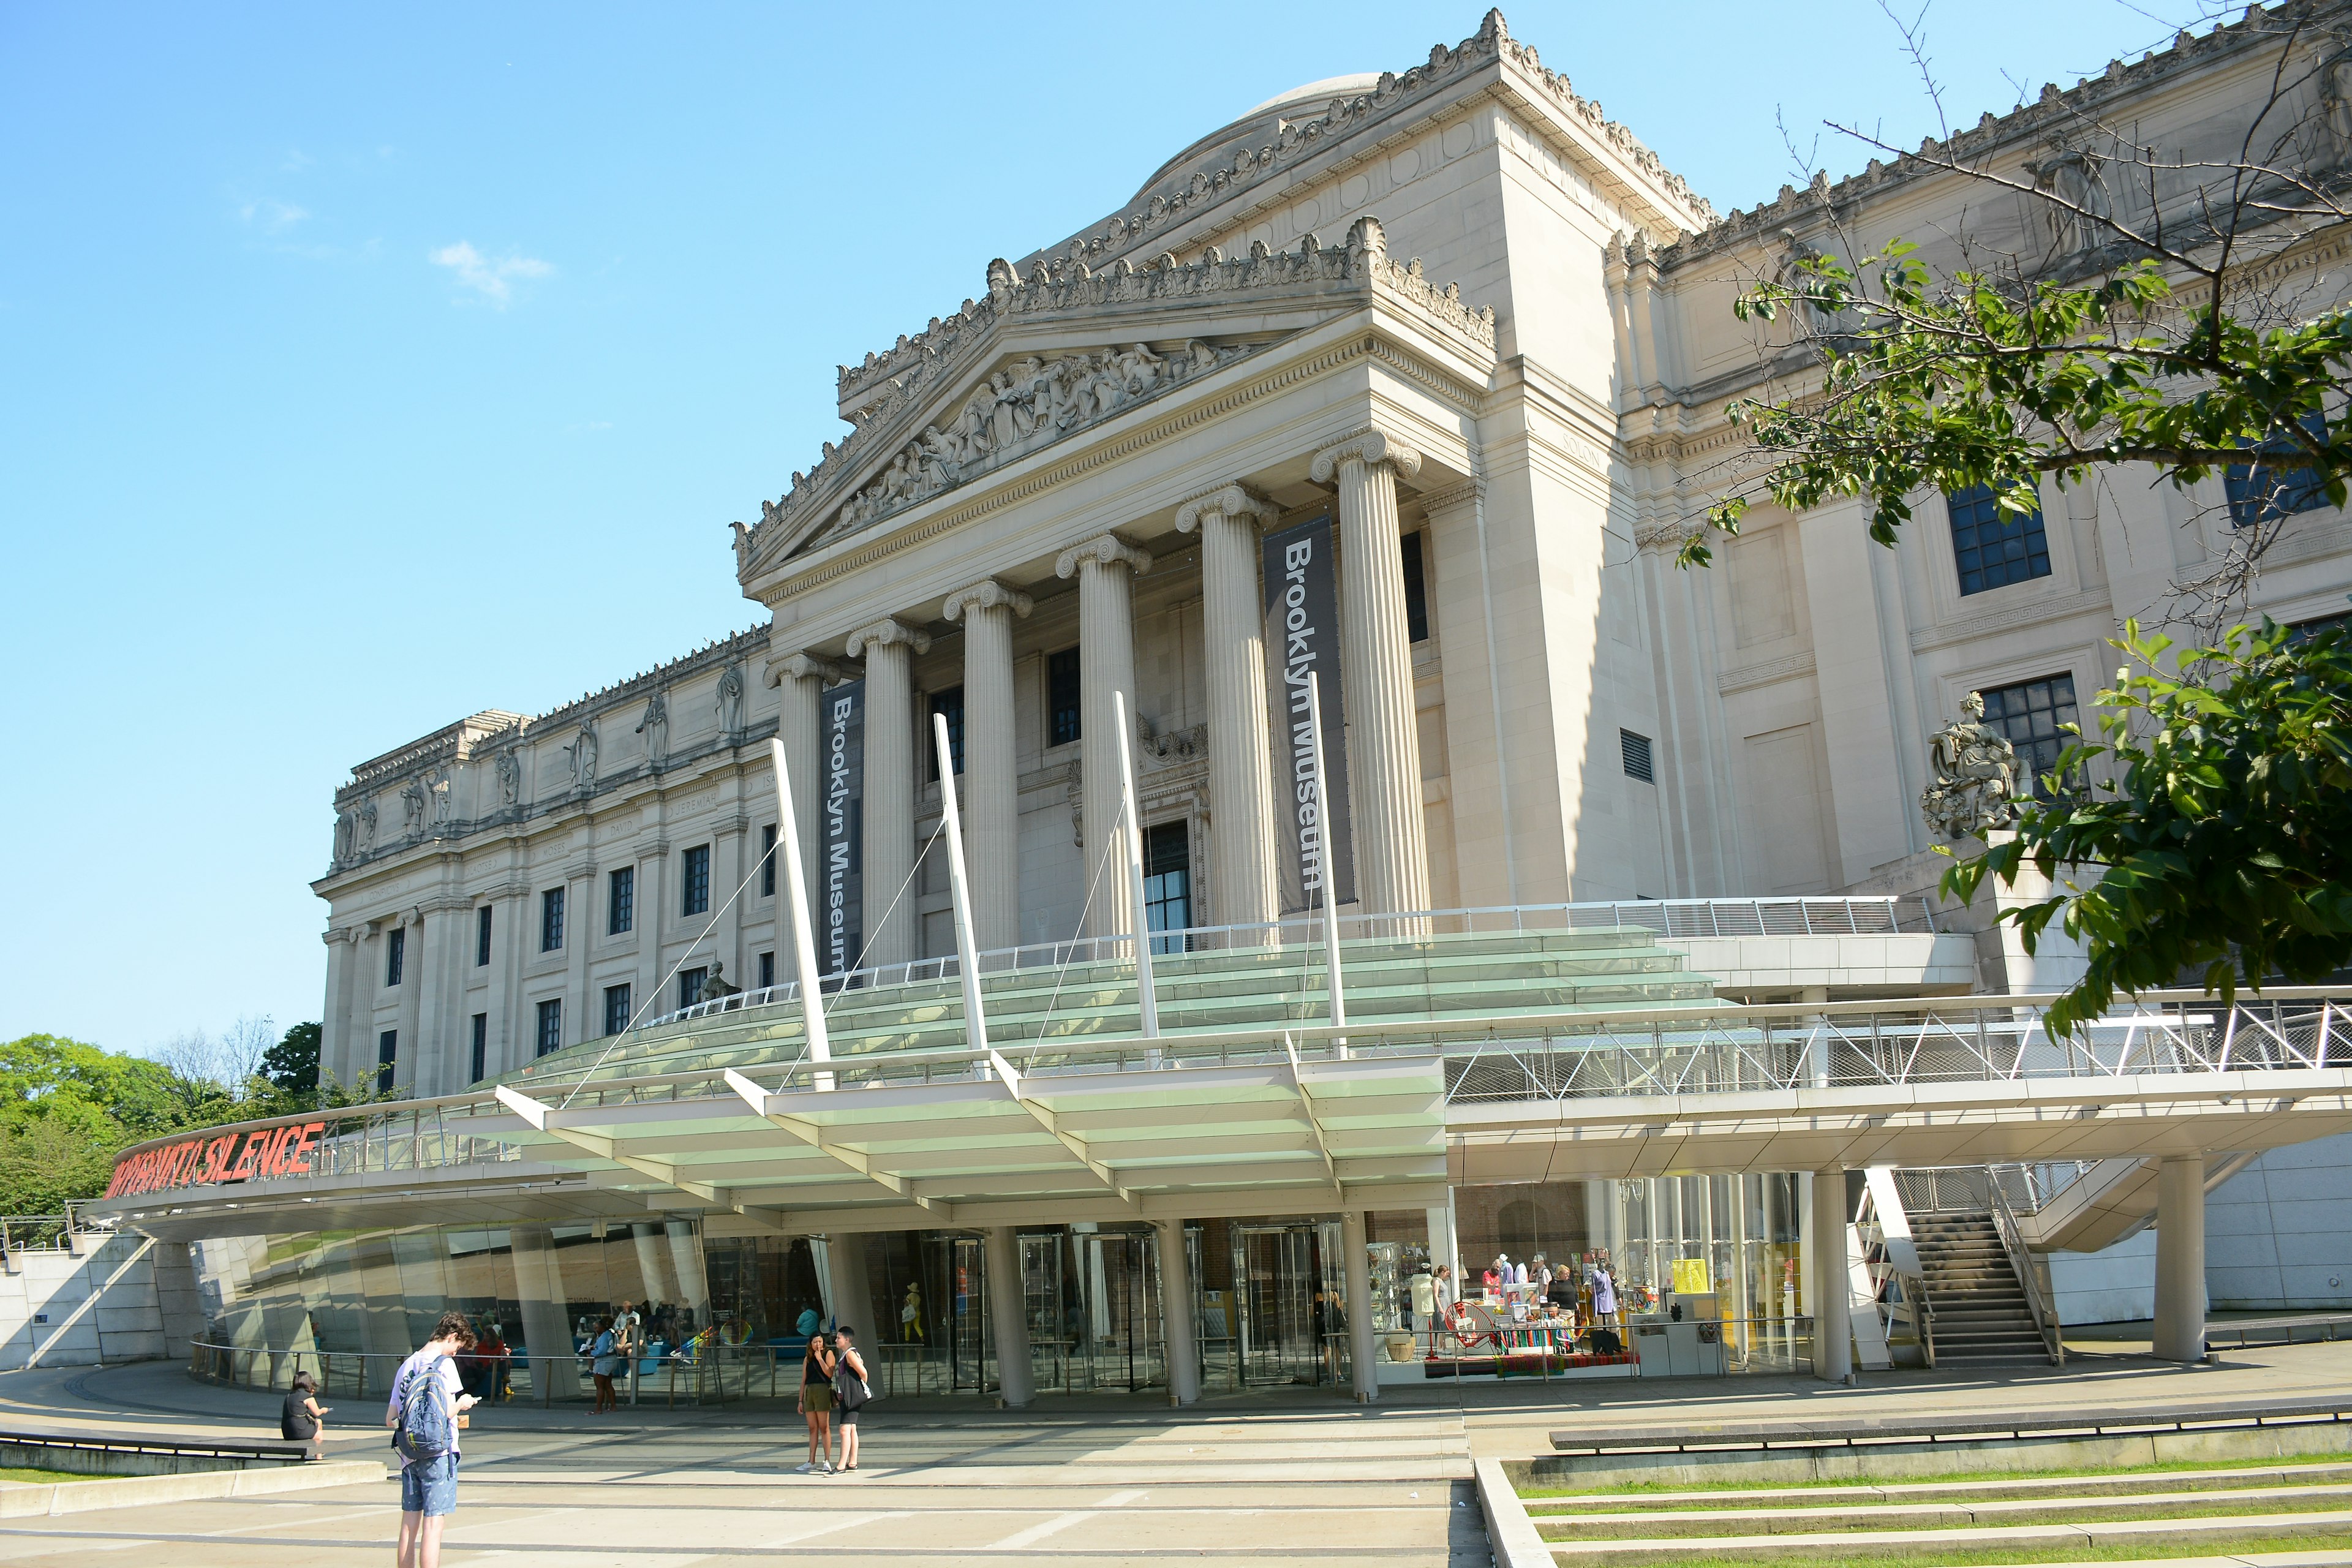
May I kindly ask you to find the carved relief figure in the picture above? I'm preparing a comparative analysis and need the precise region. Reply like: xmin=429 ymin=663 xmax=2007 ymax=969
xmin=2027 ymin=143 xmax=2109 ymax=254
xmin=715 ymin=666 xmax=745 ymax=734
xmin=636 ymin=691 xmax=670 ymax=767
xmin=334 ymin=807 xmax=357 ymax=865
xmin=565 ymin=720 xmax=599 ymax=786
xmin=358 ymin=797 xmax=377 ymax=850
xmin=399 ymin=778 xmax=430 ymax=836
xmin=430 ymin=768 xmax=453 ymax=825
xmin=2328 ymin=51 xmax=2352 ymax=151
xmin=496 ymin=748 xmax=522 ymax=805
xmin=1920 ymin=692 xmax=2021 ymax=842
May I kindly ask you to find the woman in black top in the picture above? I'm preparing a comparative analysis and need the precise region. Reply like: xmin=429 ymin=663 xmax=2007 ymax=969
xmin=796 ymin=1332 xmax=836 ymax=1473
xmin=281 ymin=1370 xmax=330 ymax=1460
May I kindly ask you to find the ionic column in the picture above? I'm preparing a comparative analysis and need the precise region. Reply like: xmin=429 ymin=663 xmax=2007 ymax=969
xmin=1175 ymin=484 xmax=1282 ymax=937
xmin=844 ymin=617 xmax=930 ymax=969
xmin=764 ymin=650 xmax=846 ymax=982
xmin=1055 ymin=535 xmax=1152 ymax=942
xmin=1310 ymin=430 xmax=1431 ymax=922
xmin=943 ymin=581 xmax=1033 ymax=954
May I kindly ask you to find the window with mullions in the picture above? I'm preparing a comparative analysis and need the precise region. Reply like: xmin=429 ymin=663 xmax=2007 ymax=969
xmin=385 ymin=927 xmax=405 ymax=987
xmin=376 ymin=1030 xmax=397 ymax=1093
xmin=929 ymin=686 xmax=965 ymax=778
xmin=760 ymin=825 xmax=777 ymax=899
xmin=1947 ymin=483 xmax=2052 ymax=595
xmin=679 ymin=967 xmax=708 ymax=1010
xmin=2226 ymin=412 xmax=2331 ymax=529
xmin=1979 ymin=674 xmax=2081 ymax=799
xmin=1142 ymin=820 xmax=1192 ymax=954
xmin=475 ymin=905 xmax=492 ymax=967
xmin=603 ymin=982 xmax=633 ymax=1038
xmin=758 ymin=951 xmax=775 ymax=990
xmin=681 ymin=845 xmax=710 ymax=917
xmin=1047 ymin=647 xmax=1081 ymax=747
xmin=541 ymin=888 xmax=565 ymax=952
xmin=535 ymin=998 xmax=562 ymax=1057
xmin=609 ymin=866 xmax=634 ymax=935
xmin=469 ymin=1014 xmax=487 ymax=1084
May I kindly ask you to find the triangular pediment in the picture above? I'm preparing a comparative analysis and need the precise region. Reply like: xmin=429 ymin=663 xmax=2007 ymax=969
xmin=733 ymin=221 xmax=1496 ymax=578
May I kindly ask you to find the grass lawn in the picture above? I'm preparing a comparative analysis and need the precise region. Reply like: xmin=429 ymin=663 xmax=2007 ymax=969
xmin=0 ymin=1467 xmax=111 ymax=1485
xmin=1523 ymin=1452 xmax=2352 ymax=1499
xmin=1570 ymin=1529 xmax=2352 ymax=1568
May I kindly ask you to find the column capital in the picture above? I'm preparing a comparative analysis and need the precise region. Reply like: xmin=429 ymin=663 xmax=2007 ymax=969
xmin=941 ymin=578 xmax=1034 ymax=622
xmin=1310 ymin=428 xmax=1422 ymax=484
xmin=1174 ymin=483 xmax=1281 ymax=535
xmin=843 ymin=617 xmax=931 ymax=659
xmin=763 ymin=649 xmax=848 ymax=688
xmin=1055 ymin=533 xmax=1152 ymax=581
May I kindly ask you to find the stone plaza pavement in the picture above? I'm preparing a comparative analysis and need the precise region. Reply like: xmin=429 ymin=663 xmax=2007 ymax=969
xmin=0 ymin=1342 xmax=2340 ymax=1567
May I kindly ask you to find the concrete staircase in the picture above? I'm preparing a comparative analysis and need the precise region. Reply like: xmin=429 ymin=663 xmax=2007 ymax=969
xmin=1910 ymin=1211 xmax=2052 ymax=1365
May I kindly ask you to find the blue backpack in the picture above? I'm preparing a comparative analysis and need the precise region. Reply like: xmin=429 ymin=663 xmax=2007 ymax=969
xmin=391 ymin=1354 xmax=456 ymax=1463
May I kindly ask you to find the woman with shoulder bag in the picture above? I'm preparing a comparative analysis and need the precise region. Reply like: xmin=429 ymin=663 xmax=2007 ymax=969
xmin=796 ymin=1329 xmax=835 ymax=1473
xmin=832 ymin=1325 xmax=871 ymax=1474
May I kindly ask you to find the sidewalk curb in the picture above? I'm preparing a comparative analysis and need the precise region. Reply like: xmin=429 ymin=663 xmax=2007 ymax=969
xmin=0 ymin=1458 xmax=385 ymax=1517
xmin=1476 ymin=1457 xmax=1550 ymax=1568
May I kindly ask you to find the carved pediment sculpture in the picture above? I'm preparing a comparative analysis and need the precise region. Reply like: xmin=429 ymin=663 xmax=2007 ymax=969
xmin=636 ymin=690 xmax=670 ymax=767
xmin=399 ymin=777 xmax=429 ymax=837
xmin=2026 ymin=140 xmax=2109 ymax=256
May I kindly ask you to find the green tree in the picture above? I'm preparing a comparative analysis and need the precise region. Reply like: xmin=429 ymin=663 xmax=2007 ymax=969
xmin=260 ymin=1022 xmax=322 ymax=1098
xmin=1943 ymin=619 xmax=2352 ymax=1034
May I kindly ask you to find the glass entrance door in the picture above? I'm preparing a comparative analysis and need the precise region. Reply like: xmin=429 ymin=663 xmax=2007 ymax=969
xmin=1234 ymin=1224 xmax=1329 ymax=1387
xmin=1073 ymin=1229 xmax=1163 ymax=1392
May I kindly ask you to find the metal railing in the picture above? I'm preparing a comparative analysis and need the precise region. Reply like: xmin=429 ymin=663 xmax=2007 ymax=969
xmin=638 ymin=897 xmax=1940 ymax=1030
xmin=92 ymin=989 xmax=2352 ymax=1214
xmin=1853 ymin=1181 xmax=1935 ymax=1369
xmin=1987 ymin=1180 xmax=2065 ymax=1366
xmin=1893 ymin=1163 xmax=2099 ymax=1217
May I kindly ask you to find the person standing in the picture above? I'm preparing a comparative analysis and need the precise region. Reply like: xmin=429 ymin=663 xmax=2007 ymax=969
xmin=832 ymin=1326 xmax=870 ymax=1474
xmin=1409 ymin=1267 xmax=1438 ymax=1358
xmin=589 ymin=1317 xmax=620 ymax=1414
xmin=386 ymin=1311 xmax=480 ymax=1568
xmin=796 ymin=1328 xmax=835 ymax=1473
xmin=282 ymin=1369 xmax=330 ymax=1460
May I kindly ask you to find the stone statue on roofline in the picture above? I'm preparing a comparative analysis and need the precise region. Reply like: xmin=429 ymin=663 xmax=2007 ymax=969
xmin=1920 ymin=690 xmax=2020 ymax=842
xmin=701 ymin=959 xmax=740 ymax=1001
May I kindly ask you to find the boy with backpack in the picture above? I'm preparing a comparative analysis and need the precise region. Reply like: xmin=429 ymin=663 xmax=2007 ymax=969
xmin=386 ymin=1311 xmax=481 ymax=1568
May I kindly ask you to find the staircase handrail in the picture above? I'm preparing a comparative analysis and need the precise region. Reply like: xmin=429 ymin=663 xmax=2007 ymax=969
xmin=1853 ymin=1174 xmax=1935 ymax=1368
xmin=1988 ymin=1179 xmax=2065 ymax=1366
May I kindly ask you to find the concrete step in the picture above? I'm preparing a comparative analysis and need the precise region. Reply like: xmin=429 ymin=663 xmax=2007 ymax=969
xmin=1522 ymin=1462 xmax=2352 ymax=1513
xmin=1541 ymin=1508 xmax=2352 ymax=1556
xmin=1536 ymin=1480 xmax=2352 ymax=1537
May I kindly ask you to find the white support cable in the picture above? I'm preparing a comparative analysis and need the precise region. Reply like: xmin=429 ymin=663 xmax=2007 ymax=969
xmin=1305 ymin=670 xmax=1347 ymax=1057
xmin=932 ymin=713 xmax=989 ymax=1061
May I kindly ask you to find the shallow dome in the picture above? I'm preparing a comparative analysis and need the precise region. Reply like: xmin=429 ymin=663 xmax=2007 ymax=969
xmin=1128 ymin=72 xmax=1382 ymax=206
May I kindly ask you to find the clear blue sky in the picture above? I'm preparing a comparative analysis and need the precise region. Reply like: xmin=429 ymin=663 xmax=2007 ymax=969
xmin=0 ymin=1 xmax=2218 ymax=1058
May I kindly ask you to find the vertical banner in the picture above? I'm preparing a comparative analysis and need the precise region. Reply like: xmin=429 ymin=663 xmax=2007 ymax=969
xmin=821 ymin=679 xmax=865 ymax=977
xmin=1263 ymin=513 xmax=1355 ymax=914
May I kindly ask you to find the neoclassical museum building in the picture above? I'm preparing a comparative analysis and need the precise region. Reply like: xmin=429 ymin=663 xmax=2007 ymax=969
xmin=97 ymin=10 xmax=2352 ymax=1398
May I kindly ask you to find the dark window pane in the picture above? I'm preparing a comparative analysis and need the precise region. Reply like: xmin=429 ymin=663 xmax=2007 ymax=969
xmin=761 ymin=825 xmax=777 ymax=899
xmin=469 ymin=1014 xmax=487 ymax=1085
xmin=475 ymin=905 xmax=492 ymax=967
xmin=376 ymin=1030 xmax=398 ymax=1093
xmin=2226 ymin=412 xmax=2331 ymax=527
xmin=682 ymin=845 xmax=710 ymax=917
xmin=535 ymin=998 xmax=562 ymax=1057
xmin=541 ymin=888 xmax=565 ymax=952
xmin=609 ymin=866 xmax=635 ymax=935
xmin=1401 ymin=530 xmax=1431 ymax=644
xmin=1621 ymin=728 xmax=1655 ymax=784
xmin=604 ymin=983 xmax=633 ymax=1038
xmin=1142 ymin=820 xmax=1191 ymax=954
xmin=1048 ymin=647 xmax=1082 ymax=747
xmin=1979 ymin=673 xmax=2081 ymax=799
xmin=758 ymin=951 xmax=775 ymax=990
xmin=386 ymin=928 xmax=405 ymax=987
xmin=929 ymin=686 xmax=966 ymax=778
xmin=1946 ymin=484 xmax=2053 ymax=596
xmin=679 ymin=967 xmax=707 ymax=1010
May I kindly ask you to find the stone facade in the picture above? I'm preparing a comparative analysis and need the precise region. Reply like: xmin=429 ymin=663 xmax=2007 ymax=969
xmin=317 ymin=9 xmax=2352 ymax=1102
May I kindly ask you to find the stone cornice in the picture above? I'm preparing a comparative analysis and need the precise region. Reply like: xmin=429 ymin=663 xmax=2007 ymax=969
xmin=844 ymin=618 xmax=931 ymax=659
xmin=1172 ymin=483 xmax=1280 ymax=533
xmin=1717 ymin=650 xmax=1817 ymax=695
xmin=1056 ymin=535 xmax=1153 ymax=580
xmin=1414 ymin=481 xmax=1479 ymax=516
xmin=1908 ymin=585 xmax=2115 ymax=654
xmin=941 ymin=579 xmax=1035 ymax=621
xmin=1311 ymin=428 xmax=1424 ymax=484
